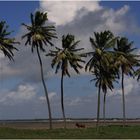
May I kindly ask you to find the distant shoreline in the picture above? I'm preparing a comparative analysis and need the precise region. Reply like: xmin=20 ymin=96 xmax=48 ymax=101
xmin=0 ymin=118 xmax=140 ymax=129
xmin=0 ymin=118 xmax=140 ymax=122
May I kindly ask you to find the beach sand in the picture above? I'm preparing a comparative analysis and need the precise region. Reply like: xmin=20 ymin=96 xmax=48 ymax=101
xmin=0 ymin=120 xmax=140 ymax=129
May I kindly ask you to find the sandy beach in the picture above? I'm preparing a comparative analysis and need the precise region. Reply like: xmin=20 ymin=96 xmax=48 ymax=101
xmin=0 ymin=120 xmax=140 ymax=129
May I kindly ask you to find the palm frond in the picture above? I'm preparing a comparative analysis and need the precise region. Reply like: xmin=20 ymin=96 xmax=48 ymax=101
xmin=0 ymin=21 xmax=18 ymax=61
xmin=48 ymin=34 xmax=85 ymax=77
xmin=22 ymin=11 xmax=57 ymax=53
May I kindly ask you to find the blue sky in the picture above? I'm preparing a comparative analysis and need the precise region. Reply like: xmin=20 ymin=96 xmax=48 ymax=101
xmin=101 ymin=1 xmax=140 ymax=44
xmin=0 ymin=1 xmax=39 ymax=35
xmin=0 ymin=1 xmax=140 ymax=120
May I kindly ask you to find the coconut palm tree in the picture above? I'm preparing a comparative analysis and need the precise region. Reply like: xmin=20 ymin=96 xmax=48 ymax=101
xmin=0 ymin=21 xmax=18 ymax=60
xmin=102 ymin=66 xmax=118 ymax=125
xmin=22 ymin=11 xmax=57 ymax=129
xmin=114 ymin=37 xmax=138 ymax=127
xmin=85 ymin=30 xmax=117 ymax=129
xmin=90 ymin=61 xmax=118 ymax=125
xmin=47 ymin=34 xmax=85 ymax=128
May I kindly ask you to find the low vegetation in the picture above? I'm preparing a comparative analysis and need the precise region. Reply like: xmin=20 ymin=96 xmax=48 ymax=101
xmin=0 ymin=125 xmax=140 ymax=139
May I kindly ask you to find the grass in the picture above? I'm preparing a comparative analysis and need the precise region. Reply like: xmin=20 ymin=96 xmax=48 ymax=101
xmin=0 ymin=125 xmax=140 ymax=139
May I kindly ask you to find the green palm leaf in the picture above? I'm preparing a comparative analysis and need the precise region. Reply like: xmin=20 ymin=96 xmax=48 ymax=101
xmin=22 ymin=11 xmax=57 ymax=53
xmin=0 ymin=21 xmax=19 ymax=61
xmin=47 ymin=34 xmax=85 ymax=76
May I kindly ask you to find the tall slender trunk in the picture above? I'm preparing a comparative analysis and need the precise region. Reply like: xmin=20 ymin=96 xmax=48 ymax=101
xmin=96 ymin=81 xmax=101 ymax=130
xmin=103 ymin=92 xmax=107 ymax=125
xmin=121 ymin=69 xmax=126 ymax=127
xmin=61 ymin=70 xmax=66 ymax=129
xmin=36 ymin=47 xmax=52 ymax=129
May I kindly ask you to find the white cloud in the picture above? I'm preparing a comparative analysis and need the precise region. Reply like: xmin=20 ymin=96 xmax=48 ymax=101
xmin=67 ymin=97 xmax=82 ymax=106
xmin=40 ymin=1 xmax=140 ymax=35
xmin=49 ymin=92 xmax=57 ymax=100
xmin=39 ymin=92 xmax=57 ymax=101
xmin=2 ymin=2 xmax=139 ymax=81
xmin=0 ymin=84 xmax=36 ymax=105
xmin=9 ymin=84 xmax=36 ymax=100
xmin=40 ymin=1 xmax=101 ymax=26
xmin=0 ymin=51 xmax=20 ymax=78
xmin=108 ymin=76 xmax=139 ymax=97
xmin=65 ymin=94 xmax=94 ymax=107
xmin=39 ymin=96 xmax=45 ymax=101
xmin=99 ymin=5 xmax=131 ymax=34
xmin=116 ymin=5 xmax=130 ymax=16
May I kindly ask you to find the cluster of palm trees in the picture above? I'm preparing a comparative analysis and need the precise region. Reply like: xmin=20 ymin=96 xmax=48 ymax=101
xmin=0 ymin=10 xmax=140 ymax=130
xmin=85 ymin=32 xmax=139 ymax=129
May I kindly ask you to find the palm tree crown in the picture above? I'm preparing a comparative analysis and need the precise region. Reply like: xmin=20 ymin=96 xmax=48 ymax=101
xmin=47 ymin=34 xmax=85 ymax=76
xmin=22 ymin=11 xmax=57 ymax=52
xmin=85 ymin=30 xmax=116 ymax=71
xmin=0 ymin=21 xmax=18 ymax=60
xmin=114 ymin=37 xmax=138 ymax=76
xmin=91 ymin=64 xmax=117 ymax=94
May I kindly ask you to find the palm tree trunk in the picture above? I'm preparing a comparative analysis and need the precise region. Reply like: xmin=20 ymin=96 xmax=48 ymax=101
xmin=121 ymin=70 xmax=126 ymax=127
xmin=36 ymin=46 xmax=52 ymax=129
xmin=96 ymin=81 xmax=101 ymax=130
xmin=103 ymin=92 xmax=107 ymax=125
xmin=61 ymin=70 xmax=66 ymax=129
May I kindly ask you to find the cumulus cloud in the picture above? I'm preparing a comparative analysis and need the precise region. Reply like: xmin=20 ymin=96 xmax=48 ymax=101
xmin=39 ymin=92 xmax=57 ymax=101
xmin=0 ymin=84 xmax=36 ymax=105
xmin=0 ymin=51 xmax=20 ymax=79
xmin=40 ymin=1 xmax=101 ymax=26
xmin=107 ymin=75 xmax=139 ymax=97
xmin=56 ymin=4 xmax=140 ymax=37
xmin=101 ymin=5 xmax=130 ymax=33
xmin=40 ymin=1 xmax=140 ymax=36
xmin=67 ymin=97 xmax=82 ymax=106
xmin=0 ymin=75 xmax=140 ymax=119
xmin=1 ymin=2 xmax=139 ymax=82
xmin=66 ymin=95 xmax=93 ymax=107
